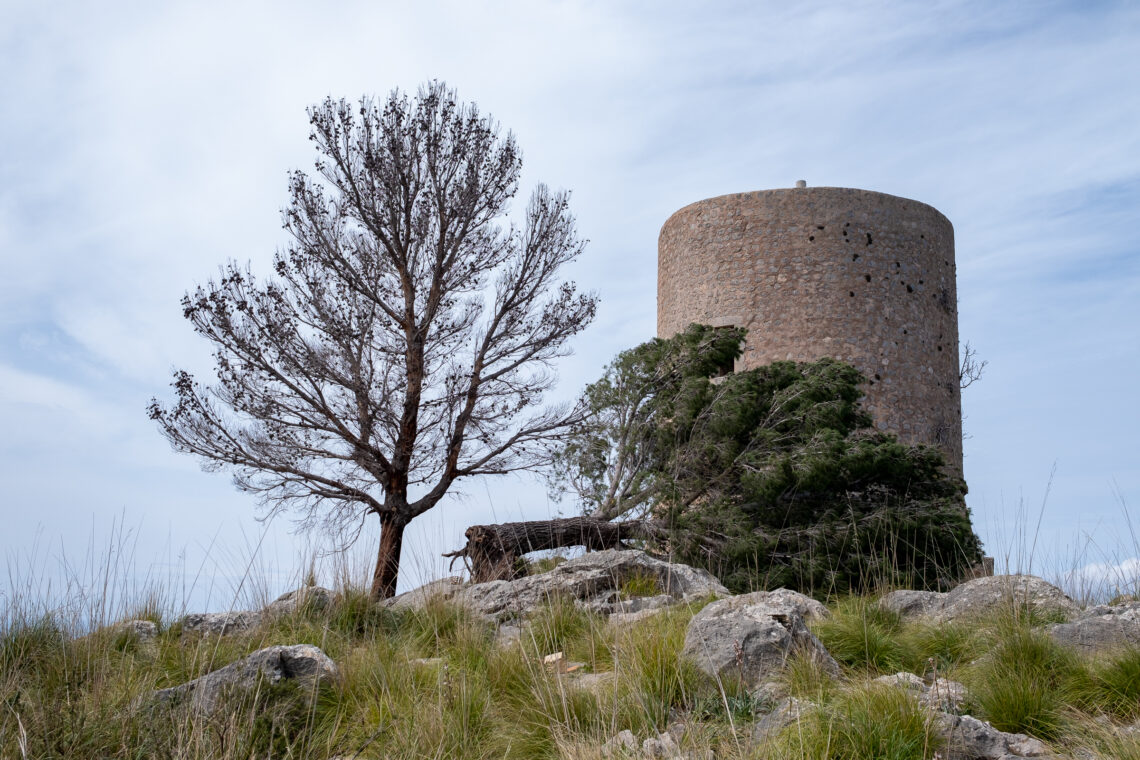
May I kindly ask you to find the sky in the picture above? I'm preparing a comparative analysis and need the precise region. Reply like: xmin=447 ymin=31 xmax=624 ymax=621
xmin=2 ymin=1 xmax=1138 ymax=612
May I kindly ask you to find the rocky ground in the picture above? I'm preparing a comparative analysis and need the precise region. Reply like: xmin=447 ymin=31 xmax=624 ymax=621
xmin=9 ymin=550 xmax=1140 ymax=759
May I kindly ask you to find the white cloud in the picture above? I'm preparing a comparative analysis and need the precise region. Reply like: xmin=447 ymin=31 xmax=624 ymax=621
xmin=1 ymin=1 xmax=1138 ymax=601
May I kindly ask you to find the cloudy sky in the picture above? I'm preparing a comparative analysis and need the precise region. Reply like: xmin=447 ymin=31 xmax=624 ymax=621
xmin=2 ymin=1 xmax=1138 ymax=609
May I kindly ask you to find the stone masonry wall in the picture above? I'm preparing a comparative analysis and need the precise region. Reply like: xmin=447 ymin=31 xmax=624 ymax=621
xmin=657 ymin=186 xmax=963 ymax=471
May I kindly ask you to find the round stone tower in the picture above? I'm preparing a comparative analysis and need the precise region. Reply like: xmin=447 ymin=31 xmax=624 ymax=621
xmin=657 ymin=185 xmax=962 ymax=471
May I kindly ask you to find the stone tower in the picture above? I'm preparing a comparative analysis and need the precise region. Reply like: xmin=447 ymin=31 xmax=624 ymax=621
xmin=657 ymin=184 xmax=963 ymax=471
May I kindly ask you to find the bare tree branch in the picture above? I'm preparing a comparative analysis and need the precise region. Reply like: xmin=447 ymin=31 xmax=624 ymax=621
xmin=150 ymin=82 xmax=596 ymax=599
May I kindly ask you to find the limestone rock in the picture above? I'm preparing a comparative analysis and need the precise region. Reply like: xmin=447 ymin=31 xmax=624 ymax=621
xmin=113 ymin=619 xmax=159 ymax=643
xmin=590 ymin=593 xmax=679 ymax=616
xmin=153 ymin=644 xmax=338 ymax=715
xmin=750 ymin=697 xmax=810 ymax=743
xmin=879 ymin=575 xmax=1079 ymax=624
xmin=494 ymin=623 xmax=522 ymax=648
xmin=878 ymin=589 xmax=943 ymax=618
xmin=384 ymin=577 xmax=466 ymax=611
xmin=874 ymin=671 xmax=967 ymax=713
xmin=571 ymin=670 xmax=616 ymax=695
xmin=178 ymin=610 xmax=262 ymax=637
xmin=602 ymin=729 xmax=638 ymax=757
xmin=934 ymin=713 xmax=1053 ymax=759
xmin=1049 ymin=600 xmax=1140 ymax=654
xmin=682 ymin=591 xmax=839 ymax=691
xmin=266 ymin=586 xmax=332 ymax=615
xmin=391 ymin=550 xmax=728 ymax=621
xmin=608 ymin=608 xmax=669 ymax=628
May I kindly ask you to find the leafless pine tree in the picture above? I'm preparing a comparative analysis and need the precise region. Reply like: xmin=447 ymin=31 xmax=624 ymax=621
xmin=148 ymin=82 xmax=597 ymax=599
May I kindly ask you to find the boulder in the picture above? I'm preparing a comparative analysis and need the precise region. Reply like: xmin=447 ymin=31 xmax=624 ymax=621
xmin=603 ymin=730 xmax=639 ymax=757
xmin=878 ymin=590 xmax=944 ymax=619
xmin=389 ymin=550 xmax=728 ymax=621
xmin=1048 ymin=600 xmax=1140 ymax=654
xmin=112 ymin=619 xmax=159 ymax=643
xmin=682 ymin=590 xmax=839 ymax=691
xmin=266 ymin=586 xmax=333 ymax=615
xmin=152 ymin=644 xmax=338 ymax=715
xmin=873 ymin=671 xmax=968 ymax=713
xmin=178 ymin=610 xmax=262 ymax=636
xmin=384 ymin=577 xmax=466 ymax=611
xmin=879 ymin=575 xmax=1079 ymax=624
xmin=750 ymin=697 xmax=810 ymax=743
xmin=933 ymin=713 xmax=1054 ymax=759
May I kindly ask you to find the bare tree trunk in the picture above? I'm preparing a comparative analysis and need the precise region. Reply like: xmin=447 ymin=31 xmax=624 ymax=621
xmin=443 ymin=516 xmax=662 ymax=583
xmin=370 ymin=515 xmax=406 ymax=600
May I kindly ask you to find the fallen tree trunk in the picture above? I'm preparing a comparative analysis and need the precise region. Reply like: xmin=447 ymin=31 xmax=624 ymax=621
xmin=443 ymin=516 xmax=664 ymax=583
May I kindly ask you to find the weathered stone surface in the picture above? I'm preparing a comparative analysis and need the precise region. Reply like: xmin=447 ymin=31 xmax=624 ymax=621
xmin=1049 ymin=600 xmax=1140 ymax=654
xmin=266 ymin=586 xmax=333 ymax=615
xmin=934 ymin=713 xmax=1053 ymax=759
xmin=390 ymin=550 xmax=727 ymax=621
xmin=571 ymin=670 xmax=617 ymax=696
xmin=608 ymin=608 xmax=670 ymax=628
xmin=153 ymin=644 xmax=338 ymax=714
xmin=742 ymin=588 xmax=831 ymax=621
xmin=590 ymin=593 xmax=679 ymax=616
xmin=682 ymin=591 xmax=839 ymax=691
xmin=880 ymin=575 xmax=1079 ymax=624
xmin=384 ymin=577 xmax=465 ymax=611
xmin=658 ymin=187 xmax=965 ymax=470
xmin=602 ymin=730 xmax=638 ymax=757
xmin=874 ymin=671 xmax=967 ymax=713
xmin=494 ymin=623 xmax=522 ymax=648
xmin=178 ymin=610 xmax=262 ymax=636
xmin=113 ymin=619 xmax=159 ymax=643
xmin=750 ymin=698 xmax=810 ymax=743
xmin=878 ymin=589 xmax=943 ymax=618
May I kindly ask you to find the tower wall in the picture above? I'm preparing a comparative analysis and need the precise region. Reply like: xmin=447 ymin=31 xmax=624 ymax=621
xmin=657 ymin=186 xmax=962 ymax=471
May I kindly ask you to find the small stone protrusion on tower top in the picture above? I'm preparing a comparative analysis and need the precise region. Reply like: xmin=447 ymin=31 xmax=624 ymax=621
xmin=795 ymin=180 xmax=807 ymax=188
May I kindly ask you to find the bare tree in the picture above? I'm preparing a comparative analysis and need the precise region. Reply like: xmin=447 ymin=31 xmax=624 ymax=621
xmin=148 ymin=83 xmax=597 ymax=599
xmin=960 ymin=340 xmax=988 ymax=390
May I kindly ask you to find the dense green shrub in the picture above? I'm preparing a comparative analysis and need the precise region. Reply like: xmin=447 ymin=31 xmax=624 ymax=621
xmin=554 ymin=324 xmax=984 ymax=598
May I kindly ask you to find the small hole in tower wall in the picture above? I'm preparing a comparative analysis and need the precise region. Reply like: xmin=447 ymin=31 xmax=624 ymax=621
xmin=874 ymin=373 xmax=881 ymax=380
xmin=852 ymin=253 xmax=859 ymax=261
xmin=864 ymin=274 xmax=871 ymax=282
xmin=817 ymin=225 xmax=825 ymax=230
xmin=808 ymin=236 xmax=815 ymax=241
xmin=906 ymin=284 xmax=914 ymax=293
xmin=842 ymin=229 xmax=848 ymax=236
xmin=866 ymin=233 xmax=873 ymax=245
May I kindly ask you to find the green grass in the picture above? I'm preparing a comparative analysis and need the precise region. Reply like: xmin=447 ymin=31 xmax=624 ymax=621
xmin=773 ymin=683 xmax=940 ymax=760
xmin=811 ymin=596 xmax=911 ymax=674
xmin=8 ymin=570 xmax=1140 ymax=759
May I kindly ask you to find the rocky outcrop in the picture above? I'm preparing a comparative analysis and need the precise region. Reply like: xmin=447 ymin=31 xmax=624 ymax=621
xmin=933 ymin=713 xmax=1055 ymax=759
xmin=879 ymin=575 xmax=1079 ymax=624
xmin=266 ymin=586 xmax=333 ymax=615
xmin=750 ymin=697 xmax=810 ymax=743
xmin=179 ymin=610 xmax=262 ymax=636
xmin=387 ymin=550 xmax=728 ymax=621
xmin=112 ymin=619 xmax=159 ymax=643
xmin=1048 ymin=600 xmax=1140 ymax=654
xmin=681 ymin=589 xmax=839 ymax=691
xmin=152 ymin=644 xmax=338 ymax=715
xmin=873 ymin=671 xmax=968 ymax=713
xmin=175 ymin=586 xmax=335 ymax=637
